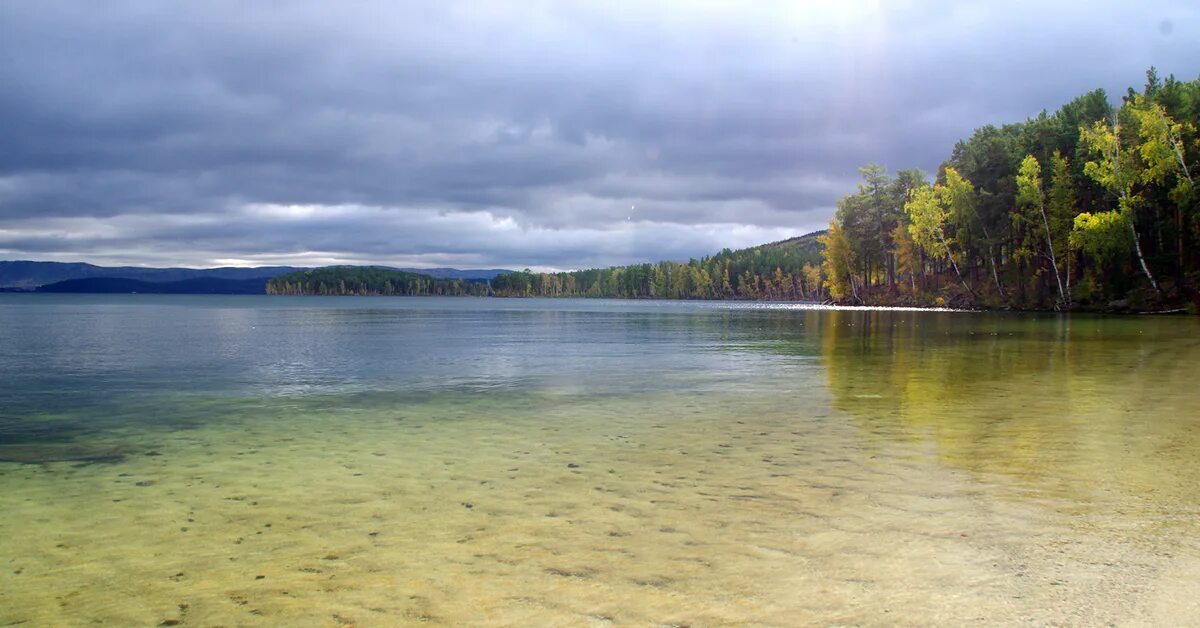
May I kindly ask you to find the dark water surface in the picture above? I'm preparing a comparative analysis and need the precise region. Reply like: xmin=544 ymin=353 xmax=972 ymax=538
xmin=2 ymin=294 xmax=1199 ymax=625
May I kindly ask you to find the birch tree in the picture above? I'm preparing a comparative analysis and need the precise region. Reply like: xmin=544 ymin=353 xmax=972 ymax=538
xmin=1131 ymin=95 xmax=1195 ymax=277
xmin=1076 ymin=117 xmax=1160 ymax=293
xmin=819 ymin=221 xmax=857 ymax=302
xmin=905 ymin=174 xmax=973 ymax=296
xmin=1016 ymin=154 xmax=1069 ymax=308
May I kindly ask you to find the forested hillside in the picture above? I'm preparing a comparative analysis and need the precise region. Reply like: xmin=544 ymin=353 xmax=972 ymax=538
xmin=264 ymin=69 xmax=1199 ymax=311
xmin=820 ymin=68 xmax=1199 ymax=311
xmin=266 ymin=266 xmax=490 ymax=296
xmin=490 ymin=232 xmax=825 ymax=299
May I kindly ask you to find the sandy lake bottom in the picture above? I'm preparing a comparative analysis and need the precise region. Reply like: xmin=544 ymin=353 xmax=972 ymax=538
xmin=3 ymin=386 xmax=1200 ymax=627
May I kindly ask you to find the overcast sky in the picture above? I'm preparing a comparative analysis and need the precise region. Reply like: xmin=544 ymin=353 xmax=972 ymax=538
xmin=1 ymin=1 xmax=1197 ymax=270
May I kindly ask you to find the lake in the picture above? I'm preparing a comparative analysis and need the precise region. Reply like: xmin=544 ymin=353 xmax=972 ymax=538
xmin=1 ymin=294 xmax=1199 ymax=626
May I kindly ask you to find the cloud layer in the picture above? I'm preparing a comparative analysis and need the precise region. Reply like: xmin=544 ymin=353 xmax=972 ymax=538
xmin=1 ymin=1 xmax=1197 ymax=269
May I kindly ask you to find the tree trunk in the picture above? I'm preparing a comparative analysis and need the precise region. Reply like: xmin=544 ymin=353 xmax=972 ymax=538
xmin=988 ymin=252 xmax=1003 ymax=298
xmin=1038 ymin=203 xmax=1068 ymax=308
xmin=1164 ymin=119 xmax=1193 ymax=283
xmin=1111 ymin=115 xmax=1163 ymax=296
xmin=939 ymin=232 xmax=973 ymax=296
xmin=1179 ymin=208 xmax=1185 ymax=286
xmin=979 ymin=223 xmax=1004 ymax=298
xmin=1129 ymin=219 xmax=1160 ymax=293
xmin=1065 ymin=250 xmax=1071 ymax=300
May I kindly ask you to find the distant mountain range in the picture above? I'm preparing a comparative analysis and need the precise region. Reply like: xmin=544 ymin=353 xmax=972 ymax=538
xmin=0 ymin=261 xmax=515 ymax=292
xmin=0 ymin=261 xmax=298 ymax=289
xmin=34 ymin=276 xmax=273 ymax=295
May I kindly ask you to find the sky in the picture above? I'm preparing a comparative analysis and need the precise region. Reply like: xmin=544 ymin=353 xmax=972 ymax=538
xmin=1 ymin=1 xmax=1198 ymax=271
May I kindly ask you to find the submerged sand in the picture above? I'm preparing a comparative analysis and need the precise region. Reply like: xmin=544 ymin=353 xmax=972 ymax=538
xmin=2 ymin=384 xmax=1198 ymax=627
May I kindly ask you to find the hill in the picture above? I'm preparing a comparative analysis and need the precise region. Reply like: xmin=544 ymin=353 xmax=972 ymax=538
xmin=0 ymin=261 xmax=298 ymax=289
xmin=758 ymin=231 xmax=826 ymax=256
xmin=266 ymin=266 xmax=490 ymax=296
xmin=6 ymin=238 xmax=827 ymax=300
xmin=36 ymin=276 xmax=271 ymax=294
xmin=490 ymin=230 xmax=827 ymax=299
xmin=0 ymin=261 xmax=515 ymax=289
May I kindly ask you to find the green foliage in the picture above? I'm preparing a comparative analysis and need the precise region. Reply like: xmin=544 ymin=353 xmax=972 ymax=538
xmin=273 ymin=68 xmax=1198 ymax=312
xmin=1012 ymin=154 xmax=1045 ymax=266
xmin=1015 ymin=155 xmax=1044 ymax=212
xmin=1079 ymin=118 xmax=1135 ymax=195
xmin=816 ymin=164 xmax=933 ymax=298
xmin=1047 ymin=151 xmax=1079 ymax=246
xmin=903 ymin=167 xmax=974 ymax=268
xmin=490 ymin=232 xmax=825 ymax=300
xmin=904 ymin=184 xmax=949 ymax=263
xmin=267 ymin=267 xmax=489 ymax=296
xmin=821 ymin=68 xmax=1200 ymax=310
xmin=1069 ymin=210 xmax=1130 ymax=260
xmin=819 ymin=222 xmax=854 ymax=301
xmin=1015 ymin=153 xmax=1072 ymax=307
xmin=1132 ymin=94 xmax=1192 ymax=192
xmin=891 ymin=221 xmax=919 ymax=291
xmin=941 ymin=167 xmax=978 ymax=236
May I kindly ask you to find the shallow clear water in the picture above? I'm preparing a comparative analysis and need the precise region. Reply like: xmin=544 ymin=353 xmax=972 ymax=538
xmin=1 ymin=294 xmax=1199 ymax=626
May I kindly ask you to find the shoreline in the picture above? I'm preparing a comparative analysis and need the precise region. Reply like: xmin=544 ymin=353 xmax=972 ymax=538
xmin=4 ymin=290 xmax=1196 ymax=315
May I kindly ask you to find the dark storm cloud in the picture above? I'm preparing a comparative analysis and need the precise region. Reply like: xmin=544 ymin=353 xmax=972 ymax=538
xmin=1 ymin=1 xmax=1197 ymax=268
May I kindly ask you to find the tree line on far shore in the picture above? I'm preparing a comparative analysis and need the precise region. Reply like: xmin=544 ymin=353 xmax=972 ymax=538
xmin=819 ymin=68 xmax=1198 ymax=311
xmin=266 ymin=69 xmax=1197 ymax=312
xmin=266 ymin=266 xmax=490 ymax=296
xmin=265 ymin=235 xmax=828 ymax=301
xmin=489 ymin=234 xmax=823 ymax=299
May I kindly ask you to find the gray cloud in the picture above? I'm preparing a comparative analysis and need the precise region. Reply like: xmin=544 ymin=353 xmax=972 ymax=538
xmin=1 ymin=0 xmax=1198 ymax=269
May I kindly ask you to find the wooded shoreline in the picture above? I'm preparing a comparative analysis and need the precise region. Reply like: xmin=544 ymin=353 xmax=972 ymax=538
xmin=257 ymin=70 xmax=1200 ymax=315
xmin=815 ymin=68 xmax=1199 ymax=315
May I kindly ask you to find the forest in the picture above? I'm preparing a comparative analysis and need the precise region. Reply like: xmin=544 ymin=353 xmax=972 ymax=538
xmin=269 ymin=69 xmax=1197 ymax=312
xmin=489 ymin=233 xmax=823 ymax=299
xmin=266 ymin=235 xmax=826 ymax=300
xmin=266 ymin=266 xmax=490 ymax=296
xmin=820 ymin=68 xmax=1199 ymax=311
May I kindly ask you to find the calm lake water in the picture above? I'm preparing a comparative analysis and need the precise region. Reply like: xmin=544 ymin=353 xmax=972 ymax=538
xmin=2 ymin=294 xmax=1199 ymax=626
